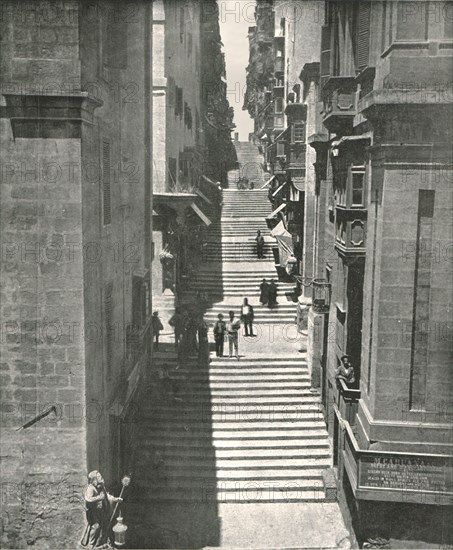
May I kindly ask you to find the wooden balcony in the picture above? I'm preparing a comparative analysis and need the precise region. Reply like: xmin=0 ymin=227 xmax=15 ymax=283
xmin=343 ymin=422 xmax=453 ymax=505
xmin=335 ymin=208 xmax=367 ymax=258
xmin=321 ymin=77 xmax=356 ymax=133
xmin=274 ymin=57 xmax=284 ymax=74
xmin=286 ymin=143 xmax=306 ymax=170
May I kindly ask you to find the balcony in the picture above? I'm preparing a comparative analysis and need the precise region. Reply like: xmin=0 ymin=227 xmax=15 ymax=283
xmin=274 ymin=57 xmax=284 ymax=74
xmin=321 ymin=77 xmax=356 ymax=133
xmin=336 ymin=378 xmax=360 ymax=425
xmin=286 ymin=143 xmax=306 ymax=170
xmin=334 ymin=209 xmax=367 ymax=258
xmin=343 ymin=422 xmax=453 ymax=505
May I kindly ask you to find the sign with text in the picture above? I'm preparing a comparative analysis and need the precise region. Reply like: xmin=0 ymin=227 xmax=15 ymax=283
xmin=359 ymin=455 xmax=452 ymax=495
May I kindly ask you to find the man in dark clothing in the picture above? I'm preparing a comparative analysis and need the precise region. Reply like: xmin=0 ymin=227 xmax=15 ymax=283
xmin=259 ymin=278 xmax=269 ymax=306
xmin=268 ymin=280 xmax=278 ymax=307
xmin=240 ymin=298 xmax=255 ymax=337
xmin=152 ymin=311 xmax=164 ymax=350
xmin=198 ymin=317 xmax=210 ymax=364
xmin=169 ymin=308 xmax=184 ymax=351
xmin=255 ymin=230 xmax=265 ymax=259
xmin=213 ymin=313 xmax=226 ymax=357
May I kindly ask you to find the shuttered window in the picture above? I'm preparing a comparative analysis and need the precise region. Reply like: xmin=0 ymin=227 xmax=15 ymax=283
xmin=320 ymin=25 xmax=332 ymax=90
xmin=356 ymin=2 xmax=371 ymax=71
xmin=102 ymin=140 xmax=111 ymax=226
xmin=104 ymin=282 xmax=114 ymax=372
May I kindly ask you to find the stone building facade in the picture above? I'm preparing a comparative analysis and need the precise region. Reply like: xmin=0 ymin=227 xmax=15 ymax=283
xmin=151 ymin=0 xmax=234 ymax=326
xmin=244 ymin=0 xmax=453 ymax=544
xmin=311 ymin=0 xmax=453 ymax=544
xmin=0 ymin=2 xmax=153 ymax=546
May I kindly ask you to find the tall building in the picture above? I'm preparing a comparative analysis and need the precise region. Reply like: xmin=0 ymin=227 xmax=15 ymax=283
xmin=0 ymin=2 xmax=153 ymax=546
xmin=308 ymin=0 xmax=453 ymax=543
xmin=243 ymin=0 xmax=453 ymax=544
xmin=151 ymin=0 xmax=235 ymax=325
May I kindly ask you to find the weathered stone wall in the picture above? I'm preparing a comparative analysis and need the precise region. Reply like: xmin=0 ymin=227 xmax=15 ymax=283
xmin=0 ymin=2 xmax=152 ymax=546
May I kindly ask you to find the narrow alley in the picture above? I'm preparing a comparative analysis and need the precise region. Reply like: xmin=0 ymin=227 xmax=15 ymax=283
xmin=126 ymin=141 xmax=349 ymax=549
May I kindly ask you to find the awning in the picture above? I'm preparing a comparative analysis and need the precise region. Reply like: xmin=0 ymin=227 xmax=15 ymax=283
xmin=266 ymin=201 xmax=286 ymax=219
xmin=190 ymin=203 xmax=212 ymax=226
xmin=260 ymin=175 xmax=275 ymax=189
xmin=202 ymin=175 xmax=221 ymax=188
xmin=271 ymin=221 xmax=294 ymax=266
xmin=272 ymin=181 xmax=287 ymax=197
xmin=331 ymin=133 xmax=372 ymax=149
xmin=195 ymin=189 xmax=212 ymax=204
xmin=291 ymin=176 xmax=305 ymax=192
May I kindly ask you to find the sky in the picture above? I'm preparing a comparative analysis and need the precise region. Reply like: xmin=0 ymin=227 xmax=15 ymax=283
xmin=218 ymin=0 xmax=255 ymax=141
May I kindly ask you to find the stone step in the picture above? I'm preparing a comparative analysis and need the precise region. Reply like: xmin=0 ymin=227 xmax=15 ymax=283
xmin=132 ymin=488 xmax=326 ymax=503
xmin=148 ymin=412 xmax=323 ymax=423
xmin=142 ymin=439 xmax=329 ymax=452
xmin=138 ymin=468 xmax=325 ymax=482
xmin=138 ymin=420 xmax=326 ymax=431
xmin=138 ymin=429 xmax=327 ymax=441
xmin=135 ymin=454 xmax=331 ymax=468
xmin=137 ymin=479 xmax=324 ymax=492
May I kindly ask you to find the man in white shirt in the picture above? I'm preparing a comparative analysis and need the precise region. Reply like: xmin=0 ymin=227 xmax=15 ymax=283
xmin=226 ymin=310 xmax=241 ymax=359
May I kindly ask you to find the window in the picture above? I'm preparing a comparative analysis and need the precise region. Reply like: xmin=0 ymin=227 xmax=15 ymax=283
xmin=351 ymin=171 xmax=365 ymax=206
xmin=184 ymin=102 xmax=192 ymax=129
xmin=168 ymin=157 xmax=177 ymax=188
xmin=320 ymin=25 xmax=332 ymax=90
xmin=180 ymin=7 xmax=185 ymax=43
xmin=132 ymin=276 xmax=146 ymax=328
xmin=336 ymin=308 xmax=346 ymax=351
xmin=168 ymin=77 xmax=175 ymax=108
xmin=187 ymin=32 xmax=192 ymax=56
xmin=292 ymin=122 xmax=305 ymax=143
xmin=274 ymin=97 xmax=283 ymax=113
xmin=102 ymin=3 xmax=127 ymax=71
xmin=104 ymin=282 xmax=114 ymax=372
xmin=175 ymin=87 xmax=183 ymax=117
xmin=102 ymin=140 xmax=111 ymax=226
xmin=355 ymin=1 xmax=370 ymax=71
xmin=276 ymin=141 xmax=285 ymax=156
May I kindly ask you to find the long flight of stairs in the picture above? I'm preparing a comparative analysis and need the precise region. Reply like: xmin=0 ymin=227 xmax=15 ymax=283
xmin=132 ymin=187 xmax=332 ymax=513
xmin=227 ymin=140 xmax=268 ymax=187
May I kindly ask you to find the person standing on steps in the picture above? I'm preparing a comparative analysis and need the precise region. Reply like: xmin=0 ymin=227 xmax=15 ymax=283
xmin=268 ymin=280 xmax=278 ymax=307
xmin=259 ymin=278 xmax=269 ymax=306
xmin=226 ymin=310 xmax=241 ymax=360
xmin=240 ymin=298 xmax=255 ymax=337
xmin=213 ymin=313 xmax=226 ymax=357
xmin=197 ymin=316 xmax=210 ymax=364
xmin=169 ymin=307 xmax=184 ymax=351
xmin=152 ymin=311 xmax=164 ymax=350
xmin=255 ymin=230 xmax=265 ymax=259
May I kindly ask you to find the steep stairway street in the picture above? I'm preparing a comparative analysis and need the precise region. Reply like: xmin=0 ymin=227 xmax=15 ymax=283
xmin=129 ymin=187 xmax=347 ymax=549
xmin=227 ymin=140 xmax=268 ymax=187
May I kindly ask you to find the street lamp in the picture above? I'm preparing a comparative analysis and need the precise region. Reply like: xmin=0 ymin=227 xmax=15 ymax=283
xmin=292 ymin=274 xmax=331 ymax=314
xmin=311 ymin=278 xmax=331 ymax=314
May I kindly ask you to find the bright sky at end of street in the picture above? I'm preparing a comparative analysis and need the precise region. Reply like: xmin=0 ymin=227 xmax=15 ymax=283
xmin=218 ymin=0 xmax=255 ymax=141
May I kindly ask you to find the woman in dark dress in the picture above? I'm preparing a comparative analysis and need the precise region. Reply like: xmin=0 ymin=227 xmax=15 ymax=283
xmin=268 ymin=279 xmax=278 ymax=307
xmin=259 ymin=278 xmax=269 ymax=305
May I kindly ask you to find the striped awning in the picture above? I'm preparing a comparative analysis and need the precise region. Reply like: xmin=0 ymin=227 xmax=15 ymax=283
xmin=266 ymin=202 xmax=286 ymax=219
xmin=272 ymin=181 xmax=288 ymax=197
xmin=190 ymin=203 xmax=212 ymax=226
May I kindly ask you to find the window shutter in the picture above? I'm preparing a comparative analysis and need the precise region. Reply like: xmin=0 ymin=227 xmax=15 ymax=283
xmin=102 ymin=140 xmax=111 ymax=226
xmin=320 ymin=25 xmax=332 ymax=90
xmin=357 ymin=2 xmax=371 ymax=71
xmin=168 ymin=77 xmax=175 ymax=108
xmin=104 ymin=282 xmax=113 ymax=371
